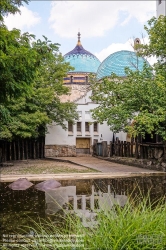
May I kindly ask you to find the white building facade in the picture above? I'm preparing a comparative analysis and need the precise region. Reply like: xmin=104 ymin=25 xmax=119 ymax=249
xmin=45 ymin=33 xmax=146 ymax=157
xmin=45 ymin=87 xmax=126 ymax=157
xmin=156 ymin=0 xmax=166 ymax=17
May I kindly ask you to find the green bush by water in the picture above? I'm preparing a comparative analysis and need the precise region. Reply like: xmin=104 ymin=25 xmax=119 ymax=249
xmin=83 ymin=196 xmax=166 ymax=250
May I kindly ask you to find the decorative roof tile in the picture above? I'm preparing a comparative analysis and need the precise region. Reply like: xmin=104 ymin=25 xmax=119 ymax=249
xmin=64 ymin=32 xmax=100 ymax=73
xmin=96 ymin=50 xmax=149 ymax=79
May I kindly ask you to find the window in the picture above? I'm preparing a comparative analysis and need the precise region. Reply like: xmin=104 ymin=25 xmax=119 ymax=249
xmin=68 ymin=122 xmax=73 ymax=132
xmin=94 ymin=122 xmax=98 ymax=132
xmin=85 ymin=111 xmax=91 ymax=120
xmin=78 ymin=111 xmax=82 ymax=120
xmin=77 ymin=122 xmax=81 ymax=132
xmin=85 ymin=122 xmax=90 ymax=132
xmin=85 ymin=76 xmax=88 ymax=84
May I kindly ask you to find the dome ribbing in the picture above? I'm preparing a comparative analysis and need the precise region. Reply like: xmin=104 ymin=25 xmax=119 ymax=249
xmin=96 ymin=50 xmax=148 ymax=79
xmin=64 ymin=33 xmax=100 ymax=73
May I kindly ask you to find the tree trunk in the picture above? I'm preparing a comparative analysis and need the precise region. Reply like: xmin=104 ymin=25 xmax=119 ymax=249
xmin=13 ymin=141 xmax=16 ymax=160
xmin=9 ymin=142 xmax=12 ymax=161
xmin=37 ymin=141 xmax=39 ymax=158
xmin=22 ymin=140 xmax=25 ymax=160
xmin=33 ymin=141 xmax=36 ymax=159
xmin=18 ymin=140 xmax=20 ymax=160
xmin=26 ymin=140 xmax=28 ymax=159
xmin=4 ymin=141 xmax=7 ymax=162
xmin=42 ymin=137 xmax=45 ymax=158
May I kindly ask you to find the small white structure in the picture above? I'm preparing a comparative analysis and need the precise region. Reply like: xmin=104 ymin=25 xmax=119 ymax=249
xmin=156 ymin=0 xmax=166 ymax=17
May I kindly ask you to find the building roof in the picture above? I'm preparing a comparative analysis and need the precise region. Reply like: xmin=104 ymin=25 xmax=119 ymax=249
xmin=64 ymin=32 xmax=100 ymax=73
xmin=96 ymin=50 xmax=148 ymax=79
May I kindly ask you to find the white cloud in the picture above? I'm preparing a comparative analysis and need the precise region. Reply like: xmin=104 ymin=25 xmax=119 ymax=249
xmin=95 ymin=37 xmax=157 ymax=66
xmin=49 ymin=1 xmax=155 ymax=38
xmin=120 ymin=14 xmax=132 ymax=26
xmin=4 ymin=6 xmax=41 ymax=31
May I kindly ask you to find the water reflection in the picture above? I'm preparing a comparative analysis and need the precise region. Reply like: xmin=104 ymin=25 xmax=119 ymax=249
xmin=45 ymin=185 xmax=128 ymax=228
xmin=0 ymin=175 xmax=165 ymax=235
xmin=45 ymin=186 xmax=76 ymax=214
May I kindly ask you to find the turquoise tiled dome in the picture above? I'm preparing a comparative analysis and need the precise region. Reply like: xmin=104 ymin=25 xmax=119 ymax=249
xmin=96 ymin=50 xmax=148 ymax=79
xmin=64 ymin=33 xmax=100 ymax=73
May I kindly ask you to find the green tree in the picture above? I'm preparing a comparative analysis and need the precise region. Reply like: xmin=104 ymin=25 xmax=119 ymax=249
xmin=0 ymin=0 xmax=29 ymax=22
xmin=0 ymin=36 xmax=78 ymax=139
xmin=0 ymin=1 xmax=78 ymax=139
xmin=0 ymin=26 xmax=39 ymax=103
xmin=136 ymin=16 xmax=166 ymax=63
xmin=90 ymin=16 xmax=166 ymax=140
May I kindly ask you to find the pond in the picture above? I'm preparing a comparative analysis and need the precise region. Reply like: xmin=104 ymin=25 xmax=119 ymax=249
xmin=0 ymin=175 xmax=165 ymax=248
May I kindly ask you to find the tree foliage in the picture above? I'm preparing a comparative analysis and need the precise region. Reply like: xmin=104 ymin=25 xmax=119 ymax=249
xmin=0 ymin=0 xmax=29 ymax=22
xmin=136 ymin=16 xmax=166 ymax=63
xmin=91 ymin=16 xmax=166 ymax=140
xmin=0 ymin=33 xmax=78 ymax=139
xmin=0 ymin=1 xmax=78 ymax=139
xmin=0 ymin=26 xmax=38 ymax=103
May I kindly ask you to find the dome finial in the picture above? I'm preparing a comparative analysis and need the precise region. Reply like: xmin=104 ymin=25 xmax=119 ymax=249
xmin=77 ymin=31 xmax=81 ymax=45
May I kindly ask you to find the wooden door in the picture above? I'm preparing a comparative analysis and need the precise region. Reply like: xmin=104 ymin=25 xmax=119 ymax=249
xmin=76 ymin=138 xmax=90 ymax=154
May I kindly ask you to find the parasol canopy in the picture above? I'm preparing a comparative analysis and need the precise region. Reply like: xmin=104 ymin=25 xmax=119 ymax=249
xmin=8 ymin=178 xmax=34 ymax=190
xmin=34 ymin=179 xmax=61 ymax=192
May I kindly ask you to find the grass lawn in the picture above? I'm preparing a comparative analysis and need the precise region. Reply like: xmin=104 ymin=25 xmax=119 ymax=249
xmin=1 ymin=159 xmax=98 ymax=175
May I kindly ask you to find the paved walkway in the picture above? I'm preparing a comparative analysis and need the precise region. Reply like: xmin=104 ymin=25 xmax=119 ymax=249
xmin=2 ymin=156 xmax=164 ymax=182
xmin=52 ymin=156 xmax=160 ymax=173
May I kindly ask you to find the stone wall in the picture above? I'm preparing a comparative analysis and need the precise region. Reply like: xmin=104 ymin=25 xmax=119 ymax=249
xmin=137 ymin=158 xmax=166 ymax=172
xmin=59 ymin=84 xmax=90 ymax=102
xmin=94 ymin=156 xmax=166 ymax=172
xmin=93 ymin=142 xmax=166 ymax=172
xmin=45 ymin=145 xmax=76 ymax=157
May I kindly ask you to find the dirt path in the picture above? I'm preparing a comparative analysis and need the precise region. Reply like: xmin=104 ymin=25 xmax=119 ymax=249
xmin=0 ymin=159 xmax=97 ymax=175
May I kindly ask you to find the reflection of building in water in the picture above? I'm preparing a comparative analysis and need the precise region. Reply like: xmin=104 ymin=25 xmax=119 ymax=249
xmin=45 ymin=185 xmax=127 ymax=228
xmin=45 ymin=186 xmax=76 ymax=214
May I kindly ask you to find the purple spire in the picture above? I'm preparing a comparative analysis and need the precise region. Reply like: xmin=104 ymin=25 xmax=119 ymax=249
xmin=64 ymin=33 xmax=97 ymax=58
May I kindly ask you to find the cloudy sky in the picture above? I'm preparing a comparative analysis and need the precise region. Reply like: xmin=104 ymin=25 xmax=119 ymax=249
xmin=4 ymin=1 xmax=156 ymax=62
